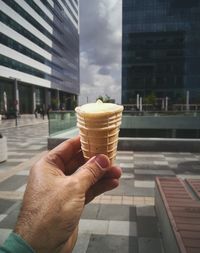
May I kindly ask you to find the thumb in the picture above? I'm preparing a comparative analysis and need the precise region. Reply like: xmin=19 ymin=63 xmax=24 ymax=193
xmin=73 ymin=154 xmax=110 ymax=192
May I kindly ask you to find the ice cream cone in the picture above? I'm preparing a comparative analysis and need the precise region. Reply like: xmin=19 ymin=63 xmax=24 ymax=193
xmin=75 ymin=100 xmax=124 ymax=164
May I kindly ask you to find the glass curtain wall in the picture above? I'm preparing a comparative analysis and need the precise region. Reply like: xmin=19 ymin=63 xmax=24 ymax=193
xmin=122 ymin=0 xmax=200 ymax=105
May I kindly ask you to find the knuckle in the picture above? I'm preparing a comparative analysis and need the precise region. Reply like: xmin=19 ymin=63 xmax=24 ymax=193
xmin=84 ymin=164 xmax=99 ymax=185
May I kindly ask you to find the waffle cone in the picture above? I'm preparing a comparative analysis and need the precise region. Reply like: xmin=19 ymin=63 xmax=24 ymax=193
xmin=76 ymin=104 xmax=123 ymax=164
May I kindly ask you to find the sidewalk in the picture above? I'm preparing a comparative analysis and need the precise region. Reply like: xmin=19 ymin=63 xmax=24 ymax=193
xmin=0 ymin=114 xmax=48 ymax=130
xmin=0 ymin=148 xmax=200 ymax=252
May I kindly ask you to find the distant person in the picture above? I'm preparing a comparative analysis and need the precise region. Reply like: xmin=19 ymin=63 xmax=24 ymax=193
xmin=34 ymin=107 xmax=38 ymax=118
xmin=0 ymin=136 xmax=121 ymax=253
xmin=39 ymin=105 xmax=45 ymax=120
xmin=47 ymin=105 xmax=52 ymax=120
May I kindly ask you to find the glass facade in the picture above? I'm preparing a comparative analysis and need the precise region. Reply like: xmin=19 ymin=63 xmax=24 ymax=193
xmin=122 ymin=0 xmax=200 ymax=104
xmin=0 ymin=0 xmax=79 ymax=113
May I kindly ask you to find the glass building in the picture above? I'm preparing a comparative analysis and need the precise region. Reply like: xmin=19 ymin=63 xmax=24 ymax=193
xmin=0 ymin=0 xmax=79 ymax=114
xmin=122 ymin=0 xmax=200 ymax=106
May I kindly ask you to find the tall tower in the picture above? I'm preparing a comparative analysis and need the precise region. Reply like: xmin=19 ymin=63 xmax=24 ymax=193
xmin=0 ymin=0 xmax=79 ymax=113
xmin=122 ymin=0 xmax=200 ymax=105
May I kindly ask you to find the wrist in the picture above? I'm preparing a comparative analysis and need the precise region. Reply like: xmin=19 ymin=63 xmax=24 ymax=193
xmin=1 ymin=232 xmax=35 ymax=253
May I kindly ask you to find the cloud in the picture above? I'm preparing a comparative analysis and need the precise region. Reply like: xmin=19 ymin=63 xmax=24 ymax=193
xmin=98 ymin=67 xmax=110 ymax=75
xmin=79 ymin=0 xmax=122 ymax=104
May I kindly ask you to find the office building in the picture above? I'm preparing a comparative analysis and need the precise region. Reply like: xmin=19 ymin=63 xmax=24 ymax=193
xmin=0 ymin=0 xmax=79 ymax=114
xmin=122 ymin=0 xmax=200 ymax=106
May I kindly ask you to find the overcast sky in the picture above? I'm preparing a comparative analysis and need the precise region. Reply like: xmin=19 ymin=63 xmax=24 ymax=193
xmin=79 ymin=0 xmax=122 ymax=104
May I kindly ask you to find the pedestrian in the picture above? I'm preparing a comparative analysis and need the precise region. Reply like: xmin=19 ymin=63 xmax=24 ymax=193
xmin=0 ymin=136 xmax=121 ymax=253
xmin=47 ymin=105 xmax=51 ymax=120
xmin=34 ymin=107 xmax=38 ymax=118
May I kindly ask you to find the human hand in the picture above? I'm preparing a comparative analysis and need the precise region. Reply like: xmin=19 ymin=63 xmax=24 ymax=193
xmin=14 ymin=136 xmax=121 ymax=253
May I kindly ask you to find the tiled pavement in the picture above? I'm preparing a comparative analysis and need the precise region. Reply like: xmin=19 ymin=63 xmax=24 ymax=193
xmin=0 ymin=119 xmax=200 ymax=252
xmin=0 ymin=129 xmax=200 ymax=253
xmin=0 ymin=114 xmax=48 ymax=130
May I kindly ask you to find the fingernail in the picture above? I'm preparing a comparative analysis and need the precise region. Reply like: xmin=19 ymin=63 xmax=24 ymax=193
xmin=94 ymin=154 xmax=110 ymax=169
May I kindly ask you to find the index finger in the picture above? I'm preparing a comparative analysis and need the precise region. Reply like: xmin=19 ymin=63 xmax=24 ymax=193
xmin=46 ymin=136 xmax=81 ymax=168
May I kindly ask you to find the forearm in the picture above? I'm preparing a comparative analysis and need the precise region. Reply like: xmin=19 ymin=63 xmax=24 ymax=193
xmin=0 ymin=232 xmax=35 ymax=253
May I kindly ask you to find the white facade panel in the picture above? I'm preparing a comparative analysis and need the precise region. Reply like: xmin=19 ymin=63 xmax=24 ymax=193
xmin=0 ymin=66 xmax=51 ymax=88
xmin=32 ymin=0 xmax=53 ymax=20
xmin=57 ymin=0 xmax=78 ymax=29
xmin=0 ymin=22 xmax=52 ymax=61
xmin=47 ymin=0 xmax=54 ymax=8
xmin=0 ymin=44 xmax=51 ymax=74
xmin=14 ymin=0 xmax=53 ymax=34
xmin=66 ymin=0 xmax=78 ymax=19
xmin=0 ymin=0 xmax=52 ymax=47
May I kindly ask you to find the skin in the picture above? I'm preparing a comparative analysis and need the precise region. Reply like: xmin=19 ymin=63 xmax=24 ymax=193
xmin=14 ymin=136 xmax=121 ymax=253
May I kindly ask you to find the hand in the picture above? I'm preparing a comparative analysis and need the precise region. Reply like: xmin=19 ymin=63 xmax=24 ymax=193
xmin=14 ymin=136 xmax=121 ymax=253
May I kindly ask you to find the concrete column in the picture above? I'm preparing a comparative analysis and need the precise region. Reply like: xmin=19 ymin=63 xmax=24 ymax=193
xmin=14 ymin=79 xmax=19 ymax=112
xmin=165 ymin=97 xmax=168 ymax=112
xmin=32 ymin=86 xmax=36 ymax=113
xmin=45 ymin=89 xmax=51 ymax=109
xmin=56 ymin=89 xmax=60 ymax=110
xmin=186 ymin=90 xmax=190 ymax=111
xmin=139 ymin=97 xmax=143 ymax=112
xmin=162 ymin=99 xmax=165 ymax=110
xmin=136 ymin=94 xmax=140 ymax=109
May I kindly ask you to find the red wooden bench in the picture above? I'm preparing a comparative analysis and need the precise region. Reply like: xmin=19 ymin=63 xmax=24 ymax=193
xmin=155 ymin=177 xmax=200 ymax=253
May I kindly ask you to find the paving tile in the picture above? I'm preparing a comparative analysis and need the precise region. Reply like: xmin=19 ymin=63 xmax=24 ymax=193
xmin=154 ymin=161 xmax=169 ymax=166
xmin=119 ymin=163 xmax=134 ymax=169
xmin=134 ymin=153 xmax=164 ymax=158
xmin=137 ymin=217 xmax=159 ymax=237
xmin=134 ymin=160 xmax=154 ymax=165
xmin=16 ymin=170 xmax=29 ymax=176
xmin=0 ymin=229 xmax=12 ymax=245
xmin=0 ymin=162 xmax=20 ymax=169
xmin=108 ymin=221 xmax=137 ymax=236
xmin=134 ymin=180 xmax=155 ymax=188
xmin=72 ymin=234 xmax=91 ymax=253
xmin=16 ymin=184 xmax=27 ymax=192
xmin=177 ymin=175 xmax=200 ymax=180
xmin=0 ymin=203 xmax=21 ymax=229
xmin=0 ymin=215 xmax=7 ymax=222
xmin=81 ymin=204 xmax=100 ymax=219
xmin=7 ymin=159 xmax=28 ymax=162
xmin=138 ymin=238 xmax=164 ymax=253
xmin=86 ymin=234 xmax=138 ymax=253
xmin=134 ymin=157 xmax=165 ymax=163
xmin=136 ymin=205 xmax=156 ymax=217
xmin=97 ymin=204 xmax=136 ymax=221
xmin=105 ymin=179 xmax=134 ymax=196
xmin=0 ymin=199 xmax=16 ymax=214
xmin=121 ymin=173 xmax=134 ymax=179
xmin=116 ymin=156 xmax=134 ymax=161
xmin=79 ymin=219 xmax=108 ymax=235
xmin=117 ymin=151 xmax=134 ymax=156
xmin=122 ymin=196 xmax=134 ymax=205
xmin=133 ymin=164 xmax=168 ymax=170
xmin=134 ymin=169 xmax=175 ymax=176
xmin=133 ymin=187 xmax=155 ymax=197
xmin=0 ymin=175 xmax=28 ymax=191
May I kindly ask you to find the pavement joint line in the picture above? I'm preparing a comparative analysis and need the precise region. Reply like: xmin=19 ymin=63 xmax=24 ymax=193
xmin=0 ymin=151 xmax=48 ymax=183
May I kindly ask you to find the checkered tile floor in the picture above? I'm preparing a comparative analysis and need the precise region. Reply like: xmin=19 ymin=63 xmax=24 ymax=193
xmin=0 ymin=127 xmax=200 ymax=253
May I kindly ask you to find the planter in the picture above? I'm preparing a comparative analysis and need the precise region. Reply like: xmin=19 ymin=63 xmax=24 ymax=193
xmin=0 ymin=136 xmax=7 ymax=162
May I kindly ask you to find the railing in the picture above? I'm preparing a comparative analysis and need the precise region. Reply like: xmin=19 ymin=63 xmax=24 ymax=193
xmin=48 ymin=111 xmax=76 ymax=136
xmin=123 ymin=110 xmax=200 ymax=116
xmin=48 ymin=110 xmax=200 ymax=138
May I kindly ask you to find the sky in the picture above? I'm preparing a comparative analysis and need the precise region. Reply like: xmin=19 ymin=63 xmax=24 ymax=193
xmin=79 ymin=0 xmax=122 ymax=104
